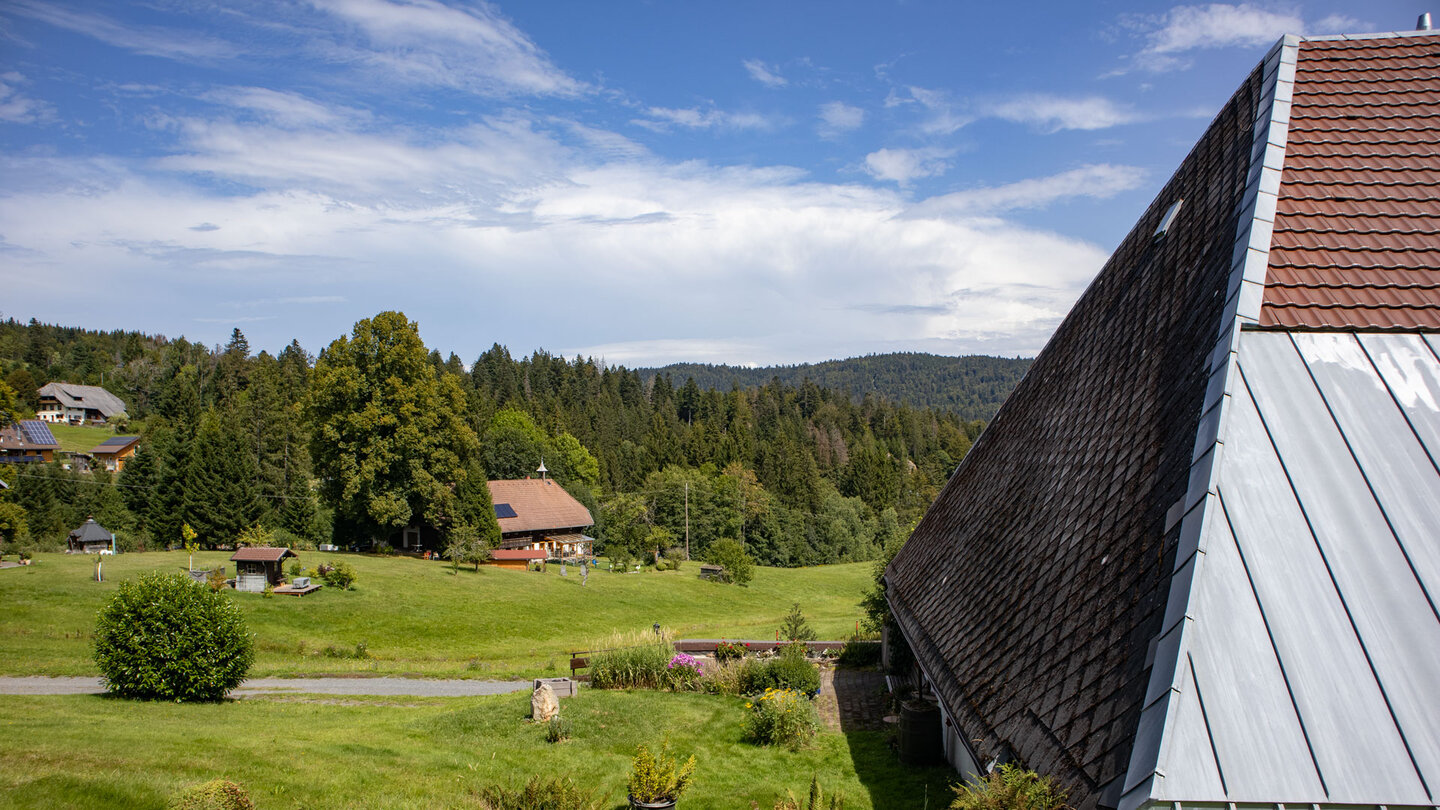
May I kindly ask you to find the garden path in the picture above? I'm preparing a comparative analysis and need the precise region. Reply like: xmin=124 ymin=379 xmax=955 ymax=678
xmin=817 ymin=667 xmax=888 ymax=732
xmin=0 ymin=676 xmax=533 ymax=697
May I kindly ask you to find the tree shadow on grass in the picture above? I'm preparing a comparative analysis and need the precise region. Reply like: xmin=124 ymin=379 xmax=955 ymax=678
xmin=834 ymin=668 xmax=954 ymax=810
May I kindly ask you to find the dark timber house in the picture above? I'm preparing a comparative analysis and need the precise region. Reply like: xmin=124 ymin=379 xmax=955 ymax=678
xmin=886 ymin=27 xmax=1440 ymax=810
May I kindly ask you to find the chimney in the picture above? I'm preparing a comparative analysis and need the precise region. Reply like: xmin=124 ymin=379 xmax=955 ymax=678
xmin=1420 ymin=12 xmax=1433 ymax=30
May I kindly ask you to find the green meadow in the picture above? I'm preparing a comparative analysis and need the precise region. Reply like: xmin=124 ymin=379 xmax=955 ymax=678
xmin=0 ymin=550 xmax=874 ymax=679
xmin=0 ymin=689 xmax=953 ymax=809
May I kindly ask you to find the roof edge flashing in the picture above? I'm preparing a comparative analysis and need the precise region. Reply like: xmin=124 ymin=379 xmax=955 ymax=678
xmin=1119 ymin=33 xmax=1300 ymax=805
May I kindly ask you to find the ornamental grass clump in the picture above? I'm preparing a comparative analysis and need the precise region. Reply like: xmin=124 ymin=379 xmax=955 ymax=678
xmin=948 ymin=763 xmax=1070 ymax=810
xmin=744 ymin=687 xmax=820 ymax=750
xmin=588 ymin=631 xmax=674 ymax=690
xmin=699 ymin=656 xmax=745 ymax=696
xmin=93 ymin=572 xmax=254 ymax=702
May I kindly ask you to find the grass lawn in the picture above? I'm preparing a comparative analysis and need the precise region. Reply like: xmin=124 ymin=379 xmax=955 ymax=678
xmin=0 ymin=689 xmax=955 ymax=809
xmin=0 ymin=551 xmax=874 ymax=679
xmin=40 ymin=422 xmax=118 ymax=454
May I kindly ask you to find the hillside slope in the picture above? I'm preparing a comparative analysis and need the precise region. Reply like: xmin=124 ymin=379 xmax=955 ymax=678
xmin=640 ymin=352 xmax=1031 ymax=422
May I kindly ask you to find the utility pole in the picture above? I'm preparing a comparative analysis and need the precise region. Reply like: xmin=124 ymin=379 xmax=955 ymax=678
xmin=684 ymin=482 xmax=690 ymax=560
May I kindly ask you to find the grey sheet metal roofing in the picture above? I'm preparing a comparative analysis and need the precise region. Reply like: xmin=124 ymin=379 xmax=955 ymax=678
xmin=887 ymin=27 xmax=1440 ymax=810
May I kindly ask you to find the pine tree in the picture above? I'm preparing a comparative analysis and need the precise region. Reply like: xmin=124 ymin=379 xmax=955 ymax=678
xmin=182 ymin=410 xmax=264 ymax=546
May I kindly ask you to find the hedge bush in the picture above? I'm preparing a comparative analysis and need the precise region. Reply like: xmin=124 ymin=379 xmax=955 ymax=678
xmin=93 ymin=572 xmax=254 ymax=702
xmin=740 ymin=645 xmax=821 ymax=695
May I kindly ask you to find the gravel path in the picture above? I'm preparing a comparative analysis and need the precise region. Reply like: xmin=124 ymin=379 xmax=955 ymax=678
xmin=0 ymin=676 xmax=533 ymax=698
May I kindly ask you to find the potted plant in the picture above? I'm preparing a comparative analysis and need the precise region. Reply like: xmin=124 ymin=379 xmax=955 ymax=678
xmin=627 ymin=742 xmax=696 ymax=809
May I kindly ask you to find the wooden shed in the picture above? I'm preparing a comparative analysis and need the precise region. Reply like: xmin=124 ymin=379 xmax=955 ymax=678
xmin=230 ymin=547 xmax=296 ymax=592
xmin=486 ymin=548 xmax=546 ymax=571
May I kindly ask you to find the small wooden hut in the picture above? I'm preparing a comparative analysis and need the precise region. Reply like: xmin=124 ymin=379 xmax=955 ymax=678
xmin=486 ymin=548 xmax=546 ymax=571
xmin=230 ymin=547 xmax=296 ymax=592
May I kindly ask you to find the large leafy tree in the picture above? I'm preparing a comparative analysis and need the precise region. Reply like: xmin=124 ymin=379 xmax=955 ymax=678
xmin=307 ymin=312 xmax=481 ymax=545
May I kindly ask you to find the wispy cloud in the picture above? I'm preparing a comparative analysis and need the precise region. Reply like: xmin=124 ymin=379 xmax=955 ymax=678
xmin=201 ymin=87 xmax=370 ymax=129
xmin=864 ymin=147 xmax=955 ymax=185
xmin=311 ymin=0 xmax=583 ymax=96
xmin=742 ymin=59 xmax=787 ymax=87
xmin=907 ymin=164 xmax=1147 ymax=217
xmin=1113 ymin=3 xmax=1359 ymax=73
xmin=632 ymin=106 xmax=775 ymax=132
xmin=5 ymin=0 xmax=241 ymax=62
xmin=0 ymin=72 xmax=54 ymax=124
xmin=818 ymin=101 xmax=864 ymax=138
xmin=984 ymin=94 xmax=1139 ymax=132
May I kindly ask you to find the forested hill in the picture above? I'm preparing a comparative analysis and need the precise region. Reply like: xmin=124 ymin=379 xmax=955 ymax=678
xmin=640 ymin=353 xmax=1032 ymax=422
xmin=1 ymin=315 xmax=991 ymax=570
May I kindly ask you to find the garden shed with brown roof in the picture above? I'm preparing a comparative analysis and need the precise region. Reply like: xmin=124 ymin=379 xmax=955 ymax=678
xmin=230 ymin=547 xmax=296 ymax=591
xmin=886 ymin=26 xmax=1440 ymax=810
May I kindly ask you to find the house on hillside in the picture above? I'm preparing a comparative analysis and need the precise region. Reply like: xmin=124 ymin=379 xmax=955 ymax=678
xmin=0 ymin=420 xmax=60 ymax=464
xmin=489 ymin=478 xmax=594 ymax=559
xmin=36 ymin=383 xmax=127 ymax=425
xmin=886 ymin=26 xmax=1440 ymax=810
xmin=67 ymin=518 xmax=115 ymax=554
xmin=88 ymin=435 xmax=141 ymax=473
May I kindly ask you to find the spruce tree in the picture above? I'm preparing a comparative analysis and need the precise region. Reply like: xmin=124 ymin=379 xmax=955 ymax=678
xmin=182 ymin=410 xmax=264 ymax=547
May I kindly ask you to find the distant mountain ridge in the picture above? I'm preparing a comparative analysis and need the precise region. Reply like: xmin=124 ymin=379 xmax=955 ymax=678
xmin=638 ymin=352 xmax=1033 ymax=422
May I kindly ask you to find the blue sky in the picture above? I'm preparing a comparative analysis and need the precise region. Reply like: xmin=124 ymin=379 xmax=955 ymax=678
xmin=0 ymin=1 xmax=1422 ymax=366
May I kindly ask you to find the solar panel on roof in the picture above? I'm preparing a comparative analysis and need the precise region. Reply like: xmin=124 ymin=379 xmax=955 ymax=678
xmin=99 ymin=436 xmax=135 ymax=447
xmin=494 ymin=503 xmax=518 ymax=519
xmin=19 ymin=421 xmax=56 ymax=446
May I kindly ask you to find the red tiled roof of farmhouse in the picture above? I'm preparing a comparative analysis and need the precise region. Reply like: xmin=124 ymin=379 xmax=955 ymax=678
xmin=487 ymin=479 xmax=593 ymax=534
xmin=1262 ymin=34 xmax=1440 ymax=329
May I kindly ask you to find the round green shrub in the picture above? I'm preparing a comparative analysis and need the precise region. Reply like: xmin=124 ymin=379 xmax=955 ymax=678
xmin=94 ymin=572 xmax=254 ymax=702
xmin=167 ymin=779 xmax=255 ymax=810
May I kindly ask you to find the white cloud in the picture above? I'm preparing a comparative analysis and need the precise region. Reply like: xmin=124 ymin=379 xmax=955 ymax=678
xmin=1313 ymin=14 xmax=1368 ymax=34
xmin=311 ymin=0 xmax=583 ymax=96
xmin=0 ymin=110 xmax=1111 ymax=363
xmin=5 ymin=0 xmax=241 ymax=62
xmin=0 ymin=72 xmax=54 ymax=124
xmin=743 ymin=59 xmax=787 ymax=87
xmin=1116 ymin=3 xmax=1360 ymax=72
xmin=908 ymin=164 xmax=1147 ymax=217
xmin=864 ymin=147 xmax=955 ymax=185
xmin=202 ymin=87 xmax=370 ymax=129
xmin=984 ymin=94 xmax=1139 ymax=132
xmin=1145 ymin=4 xmax=1303 ymax=54
xmin=633 ymin=106 xmax=775 ymax=132
xmin=818 ymin=101 xmax=864 ymax=138
xmin=906 ymin=86 xmax=972 ymax=135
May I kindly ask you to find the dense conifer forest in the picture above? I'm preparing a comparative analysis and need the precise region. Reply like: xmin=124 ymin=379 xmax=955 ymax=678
xmin=642 ymin=353 xmax=1030 ymax=422
xmin=0 ymin=315 xmax=1025 ymax=568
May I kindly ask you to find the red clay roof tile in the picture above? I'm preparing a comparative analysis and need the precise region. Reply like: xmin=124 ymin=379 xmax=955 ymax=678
xmin=1263 ymin=34 xmax=1440 ymax=331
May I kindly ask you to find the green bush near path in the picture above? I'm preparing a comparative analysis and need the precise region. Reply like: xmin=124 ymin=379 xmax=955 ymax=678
xmin=0 ymin=550 xmax=871 ymax=679
xmin=0 ymin=690 xmax=956 ymax=809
